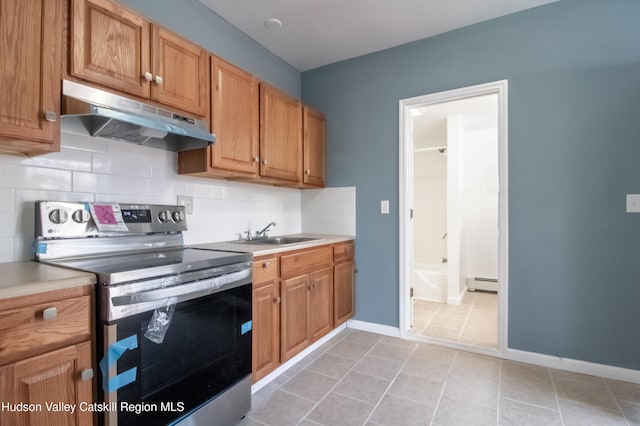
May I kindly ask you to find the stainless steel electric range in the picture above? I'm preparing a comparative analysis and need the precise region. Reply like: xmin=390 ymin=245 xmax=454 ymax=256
xmin=34 ymin=201 xmax=252 ymax=426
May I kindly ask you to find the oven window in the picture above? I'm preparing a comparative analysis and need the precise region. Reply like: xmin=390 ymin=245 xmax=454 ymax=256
xmin=110 ymin=283 xmax=251 ymax=426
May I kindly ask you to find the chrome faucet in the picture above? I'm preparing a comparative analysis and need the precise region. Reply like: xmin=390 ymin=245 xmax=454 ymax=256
xmin=254 ymin=221 xmax=276 ymax=239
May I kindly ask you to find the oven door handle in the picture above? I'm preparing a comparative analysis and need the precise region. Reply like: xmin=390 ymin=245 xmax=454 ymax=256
xmin=111 ymin=268 xmax=251 ymax=307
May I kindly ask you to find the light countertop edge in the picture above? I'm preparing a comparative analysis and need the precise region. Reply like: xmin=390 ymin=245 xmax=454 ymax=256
xmin=0 ymin=261 xmax=97 ymax=300
xmin=190 ymin=233 xmax=355 ymax=257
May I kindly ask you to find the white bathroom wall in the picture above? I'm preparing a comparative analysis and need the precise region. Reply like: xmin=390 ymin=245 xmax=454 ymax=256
xmin=447 ymin=116 xmax=467 ymax=302
xmin=461 ymin=128 xmax=499 ymax=279
xmin=301 ymin=187 xmax=356 ymax=235
xmin=0 ymin=123 xmax=301 ymax=263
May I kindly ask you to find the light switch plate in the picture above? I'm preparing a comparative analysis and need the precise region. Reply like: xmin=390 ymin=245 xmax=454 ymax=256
xmin=626 ymin=194 xmax=640 ymax=213
xmin=177 ymin=195 xmax=194 ymax=214
xmin=381 ymin=200 xmax=390 ymax=214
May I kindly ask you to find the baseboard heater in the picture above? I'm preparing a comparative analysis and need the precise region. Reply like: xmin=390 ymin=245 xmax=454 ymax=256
xmin=467 ymin=276 xmax=498 ymax=292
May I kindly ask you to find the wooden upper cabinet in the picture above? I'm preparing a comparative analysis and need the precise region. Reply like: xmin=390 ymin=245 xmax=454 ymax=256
xmin=0 ymin=0 xmax=62 ymax=154
xmin=260 ymin=84 xmax=302 ymax=182
xmin=210 ymin=57 xmax=259 ymax=174
xmin=302 ymin=106 xmax=326 ymax=187
xmin=71 ymin=0 xmax=208 ymax=117
xmin=71 ymin=0 xmax=151 ymax=98
xmin=151 ymin=25 xmax=208 ymax=117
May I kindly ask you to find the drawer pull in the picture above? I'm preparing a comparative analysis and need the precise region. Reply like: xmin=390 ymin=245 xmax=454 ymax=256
xmin=42 ymin=307 xmax=57 ymax=321
xmin=80 ymin=368 xmax=94 ymax=381
xmin=262 ymin=261 xmax=270 ymax=268
xmin=273 ymin=296 xmax=281 ymax=304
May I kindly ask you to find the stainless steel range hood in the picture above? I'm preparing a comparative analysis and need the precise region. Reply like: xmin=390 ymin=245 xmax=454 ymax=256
xmin=62 ymin=80 xmax=214 ymax=152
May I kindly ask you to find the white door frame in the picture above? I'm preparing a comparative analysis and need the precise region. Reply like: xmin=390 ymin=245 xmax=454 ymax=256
xmin=398 ymin=80 xmax=509 ymax=355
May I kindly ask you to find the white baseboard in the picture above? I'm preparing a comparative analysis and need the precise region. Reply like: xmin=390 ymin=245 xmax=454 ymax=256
xmin=251 ymin=323 xmax=347 ymax=394
xmin=506 ymin=348 xmax=640 ymax=385
xmin=347 ymin=320 xmax=640 ymax=385
xmin=347 ymin=319 xmax=401 ymax=337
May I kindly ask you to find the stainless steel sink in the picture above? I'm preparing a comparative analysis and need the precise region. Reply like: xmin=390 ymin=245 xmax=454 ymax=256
xmin=238 ymin=236 xmax=320 ymax=245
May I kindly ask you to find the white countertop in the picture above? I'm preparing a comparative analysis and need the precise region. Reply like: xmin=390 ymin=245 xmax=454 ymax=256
xmin=0 ymin=261 xmax=97 ymax=300
xmin=190 ymin=233 xmax=355 ymax=257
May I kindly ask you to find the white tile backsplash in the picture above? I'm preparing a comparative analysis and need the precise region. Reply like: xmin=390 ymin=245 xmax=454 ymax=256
xmin=0 ymin=132 xmax=356 ymax=262
xmin=0 ymin=132 xmax=303 ymax=262
xmin=301 ymin=187 xmax=356 ymax=235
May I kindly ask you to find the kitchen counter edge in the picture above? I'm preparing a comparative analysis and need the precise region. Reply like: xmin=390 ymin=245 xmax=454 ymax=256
xmin=190 ymin=233 xmax=355 ymax=257
xmin=0 ymin=261 xmax=97 ymax=300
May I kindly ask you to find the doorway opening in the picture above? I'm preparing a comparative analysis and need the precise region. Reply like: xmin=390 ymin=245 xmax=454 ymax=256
xmin=399 ymin=80 xmax=508 ymax=355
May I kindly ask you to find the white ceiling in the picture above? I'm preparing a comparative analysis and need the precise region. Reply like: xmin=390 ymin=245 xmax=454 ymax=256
xmin=198 ymin=0 xmax=558 ymax=71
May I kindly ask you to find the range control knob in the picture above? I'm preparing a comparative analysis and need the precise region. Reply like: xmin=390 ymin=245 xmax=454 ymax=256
xmin=158 ymin=210 xmax=172 ymax=223
xmin=49 ymin=209 xmax=68 ymax=224
xmin=172 ymin=211 xmax=185 ymax=223
xmin=72 ymin=209 xmax=91 ymax=223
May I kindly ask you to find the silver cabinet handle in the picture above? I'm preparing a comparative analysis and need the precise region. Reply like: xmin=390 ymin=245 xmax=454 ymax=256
xmin=305 ymin=169 xmax=310 ymax=175
xmin=262 ymin=159 xmax=268 ymax=165
xmin=44 ymin=111 xmax=57 ymax=122
xmin=144 ymin=72 xmax=153 ymax=81
xmin=253 ymin=156 xmax=260 ymax=163
xmin=154 ymin=75 xmax=163 ymax=85
xmin=273 ymin=296 xmax=281 ymax=304
xmin=262 ymin=261 xmax=270 ymax=268
xmin=42 ymin=307 xmax=57 ymax=320
xmin=80 ymin=368 xmax=94 ymax=381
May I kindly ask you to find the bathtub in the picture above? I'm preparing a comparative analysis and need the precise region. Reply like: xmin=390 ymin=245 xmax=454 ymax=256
xmin=413 ymin=262 xmax=448 ymax=303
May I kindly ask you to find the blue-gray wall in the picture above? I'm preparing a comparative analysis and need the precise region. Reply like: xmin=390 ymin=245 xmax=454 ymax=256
xmin=302 ymin=0 xmax=640 ymax=370
xmin=119 ymin=0 xmax=301 ymax=98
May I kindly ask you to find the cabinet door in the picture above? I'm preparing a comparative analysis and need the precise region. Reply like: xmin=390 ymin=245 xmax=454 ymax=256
xmin=260 ymin=84 xmax=302 ymax=182
xmin=252 ymin=280 xmax=280 ymax=383
xmin=309 ymin=267 xmax=334 ymax=342
xmin=334 ymin=260 xmax=355 ymax=326
xmin=280 ymin=275 xmax=310 ymax=362
xmin=303 ymin=106 xmax=326 ymax=187
xmin=0 ymin=0 xmax=61 ymax=150
xmin=0 ymin=342 xmax=93 ymax=426
xmin=151 ymin=25 xmax=208 ymax=117
xmin=211 ymin=57 xmax=259 ymax=174
xmin=71 ymin=0 xmax=151 ymax=98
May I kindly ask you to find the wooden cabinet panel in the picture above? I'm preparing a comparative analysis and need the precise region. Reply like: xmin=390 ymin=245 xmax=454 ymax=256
xmin=151 ymin=25 xmax=208 ymax=117
xmin=334 ymin=260 xmax=355 ymax=326
xmin=280 ymin=275 xmax=310 ymax=362
xmin=0 ymin=341 xmax=93 ymax=426
xmin=280 ymin=246 xmax=333 ymax=279
xmin=302 ymin=106 xmax=326 ymax=187
xmin=210 ymin=57 xmax=259 ymax=174
xmin=71 ymin=0 xmax=151 ymax=98
xmin=253 ymin=256 xmax=278 ymax=285
xmin=334 ymin=242 xmax=354 ymax=263
xmin=309 ymin=267 xmax=334 ymax=341
xmin=252 ymin=280 xmax=280 ymax=383
xmin=0 ymin=296 xmax=91 ymax=366
xmin=0 ymin=0 xmax=61 ymax=154
xmin=260 ymin=84 xmax=302 ymax=182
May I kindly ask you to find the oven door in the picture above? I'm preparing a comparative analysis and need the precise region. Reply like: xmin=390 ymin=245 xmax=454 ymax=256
xmin=99 ymin=274 xmax=252 ymax=426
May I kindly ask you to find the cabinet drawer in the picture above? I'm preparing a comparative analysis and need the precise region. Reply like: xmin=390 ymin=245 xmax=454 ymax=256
xmin=253 ymin=256 xmax=278 ymax=285
xmin=281 ymin=246 xmax=333 ymax=278
xmin=334 ymin=242 xmax=354 ymax=263
xmin=0 ymin=296 xmax=91 ymax=365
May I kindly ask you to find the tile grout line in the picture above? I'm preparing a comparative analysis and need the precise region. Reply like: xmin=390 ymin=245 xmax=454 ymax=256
xmin=429 ymin=349 xmax=459 ymax=426
xmin=361 ymin=341 xmax=422 ymax=425
xmin=294 ymin=333 xmax=386 ymax=425
xmin=548 ymin=367 xmax=567 ymax=426
xmin=602 ymin=379 xmax=632 ymax=426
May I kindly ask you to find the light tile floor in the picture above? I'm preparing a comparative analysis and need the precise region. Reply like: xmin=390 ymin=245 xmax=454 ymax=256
xmin=240 ymin=329 xmax=640 ymax=426
xmin=410 ymin=291 xmax=498 ymax=348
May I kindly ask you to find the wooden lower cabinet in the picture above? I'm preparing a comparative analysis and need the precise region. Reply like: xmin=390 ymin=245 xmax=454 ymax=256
xmin=0 ymin=341 xmax=93 ymax=426
xmin=251 ymin=241 xmax=354 ymax=379
xmin=334 ymin=260 xmax=355 ymax=326
xmin=280 ymin=274 xmax=311 ymax=362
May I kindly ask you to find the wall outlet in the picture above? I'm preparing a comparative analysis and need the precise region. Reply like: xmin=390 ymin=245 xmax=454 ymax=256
xmin=627 ymin=194 xmax=640 ymax=213
xmin=177 ymin=195 xmax=194 ymax=214
xmin=381 ymin=200 xmax=390 ymax=214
